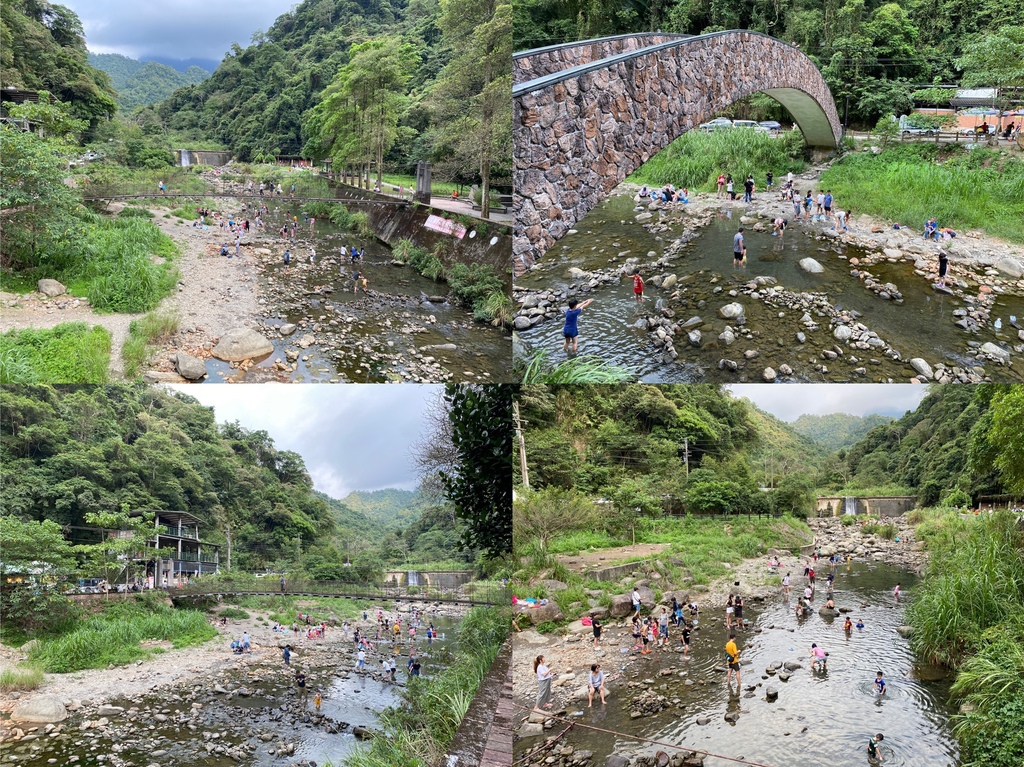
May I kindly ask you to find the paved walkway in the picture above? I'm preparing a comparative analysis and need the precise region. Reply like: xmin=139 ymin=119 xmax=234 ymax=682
xmin=446 ymin=639 xmax=513 ymax=766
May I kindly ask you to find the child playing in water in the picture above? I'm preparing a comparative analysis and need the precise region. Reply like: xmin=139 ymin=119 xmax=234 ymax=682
xmin=844 ymin=617 xmax=853 ymax=633
xmin=810 ymin=643 xmax=828 ymax=670
xmin=874 ymin=671 xmax=886 ymax=696
xmin=314 ymin=690 xmax=322 ymax=710
xmin=868 ymin=733 xmax=885 ymax=762
xmin=562 ymin=298 xmax=594 ymax=354
xmin=631 ymin=269 xmax=645 ymax=301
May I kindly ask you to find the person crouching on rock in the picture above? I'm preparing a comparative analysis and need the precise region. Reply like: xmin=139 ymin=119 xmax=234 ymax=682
xmin=588 ymin=664 xmax=606 ymax=707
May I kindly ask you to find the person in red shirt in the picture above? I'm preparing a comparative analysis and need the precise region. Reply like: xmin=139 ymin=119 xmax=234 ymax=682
xmin=631 ymin=269 xmax=645 ymax=302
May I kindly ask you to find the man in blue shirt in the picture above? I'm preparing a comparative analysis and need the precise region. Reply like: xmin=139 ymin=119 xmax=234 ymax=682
xmin=562 ymin=298 xmax=594 ymax=353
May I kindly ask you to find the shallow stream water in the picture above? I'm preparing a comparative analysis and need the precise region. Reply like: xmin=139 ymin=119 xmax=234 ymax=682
xmin=11 ymin=615 xmax=460 ymax=767
xmin=516 ymin=194 xmax=1024 ymax=382
xmin=193 ymin=199 xmax=509 ymax=383
xmin=545 ymin=562 xmax=957 ymax=767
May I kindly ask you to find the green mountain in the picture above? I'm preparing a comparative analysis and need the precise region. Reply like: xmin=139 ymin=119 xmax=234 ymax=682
xmin=315 ymin=490 xmax=379 ymax=538
xmin=791 ymin=412 xmax=895 ymax=453
xmin=0 ymin=385 xmax=334 ymax=570
xmin=827 ymin=385 xmax=1010 ymax=504
xmin=0 ymin=1 xmax=117 ymax=123
xmin=152 ymin=0 xmax=512 ymax=191
xmin=88 ymin=53 xmax=209 ymax=111
xmin=517 ymin=384 xmax=821 ymax=515
xmin=339 ymin=488 xmax=428 ymax=530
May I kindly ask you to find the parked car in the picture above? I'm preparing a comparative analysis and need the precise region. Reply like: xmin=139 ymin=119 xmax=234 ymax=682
xmin=77 ymin=578 xmax=106 ymax=594
xmin=732 ymin=120 xmax=771 ymax=134
xmin=698 ymin=117 xmax=733 ymax=132
xmin=758 ymin=121 xmax=783 ymax=133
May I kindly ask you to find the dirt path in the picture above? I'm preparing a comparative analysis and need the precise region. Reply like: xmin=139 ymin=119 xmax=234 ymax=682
xmin=0 ymin=199 xmax=262 ymax=381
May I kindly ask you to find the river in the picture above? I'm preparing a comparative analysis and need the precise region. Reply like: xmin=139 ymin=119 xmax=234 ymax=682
xmin=198 ymin=198 xmax=509 ymax=383
xmin=515 ymin=193 xmax=1024 ymax=383
xmin=11 ymin=613 xmax=462 ymax=767
xmin=524 ymin=562 xmax=958 ymax=767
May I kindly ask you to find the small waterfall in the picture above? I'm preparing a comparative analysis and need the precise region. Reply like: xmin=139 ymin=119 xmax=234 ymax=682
xmin=407 ymin=571 xmax=420 ymax=587
xmin=844 ymin=496 xmax=857 ymax=515
xmin=180 ymin=149 xmax=191 ymax=167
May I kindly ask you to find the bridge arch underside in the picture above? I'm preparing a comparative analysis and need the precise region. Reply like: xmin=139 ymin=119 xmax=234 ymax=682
xmin=513 ymin=32 xmax=842 ymax=266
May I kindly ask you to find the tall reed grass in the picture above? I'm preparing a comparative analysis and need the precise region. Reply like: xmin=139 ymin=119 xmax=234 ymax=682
xmin=122 ymin=310 xmax=180 ymax=378
xmin=517 ymin=350 xmax=636 ymax=383
xmin=628 ymin=130 xmax=806 ymax=190
xmin=0 ymin=667 xmax=44 ymax=691
xmin=29 ymin=601 xmax=216 ymax=673
xmin=819 ymin=145 xmax=1024 ymax=243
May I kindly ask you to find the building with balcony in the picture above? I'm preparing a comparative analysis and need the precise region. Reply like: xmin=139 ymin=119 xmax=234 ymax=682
xmin=67 ymin=510 xmax=219 ymax=588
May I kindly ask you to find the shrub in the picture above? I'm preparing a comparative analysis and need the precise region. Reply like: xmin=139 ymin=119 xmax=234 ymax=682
xmin=841 ymin=515 xmax=857 ymax=526
xmin=534 ymin=621 xmax=559 ymax=634
xmin=118 ymin=206 xmax=154 ymax=218
xmin=0 ymin=323 xmax=110 ymax=383
xmin=0 ymin=667 xmax=44 ymax=692
xmin=218 ymin=607 xmax=250 ymax=620
xmin=123 ymin=310 xmax=180 ymax=378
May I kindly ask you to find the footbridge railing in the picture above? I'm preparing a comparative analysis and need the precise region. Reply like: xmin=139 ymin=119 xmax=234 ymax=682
xmin=169 ymin=579 xmax=512 ymax=607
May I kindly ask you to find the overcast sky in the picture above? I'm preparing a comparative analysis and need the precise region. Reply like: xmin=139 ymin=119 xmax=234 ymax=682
xmin=63 ymin=0 xmax=293 ymax=64
xmin=167 ymin=385 xmax=439 ymax=499
xmin=726 ymin=384 xmax=928 ymax=422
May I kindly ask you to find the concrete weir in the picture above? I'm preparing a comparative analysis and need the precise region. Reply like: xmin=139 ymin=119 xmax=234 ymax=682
xmin=512 ymin=30 xmax=842 ymax=266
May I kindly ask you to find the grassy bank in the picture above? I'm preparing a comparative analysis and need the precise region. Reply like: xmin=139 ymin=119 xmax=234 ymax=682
xmin=392 ymin=239 xmax=510 ymax=327
xmin=819 ymin=144 xmax=1024 ymax=244
xmin=28 ymin=598 xmax=217 ymax=673
xmin=300 ymin=201 xmax=372 ymax=236
xmin=516 ymin=515 xmax=810 ymax=628
xmin=0 ymin=323 xmax=111 ymax=383
xmin=339 ymin=605 xmax=510 ymax=767
xmin=907 ymin=509 xmax=1024 ymax=767
xmin=122 ymin=310 xmax=180 ymax=378
xmin=628 ymin=130 xmax=806 ymax=190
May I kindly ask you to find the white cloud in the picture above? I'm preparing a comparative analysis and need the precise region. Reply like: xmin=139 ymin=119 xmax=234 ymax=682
xmin=725 ymin=384 xmax=929 ymax=422
xmin=65 ymin=0 xmax=294 ymax=62
xmin=166 ymin=384 xmax=439 ymax=498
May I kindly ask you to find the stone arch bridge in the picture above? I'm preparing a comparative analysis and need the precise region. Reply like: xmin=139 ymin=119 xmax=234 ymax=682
xmin=513 ymin=31 xmax=842 ymax=267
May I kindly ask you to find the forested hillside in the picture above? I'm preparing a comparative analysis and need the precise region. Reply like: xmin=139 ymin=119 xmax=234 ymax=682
xmin=340 ymin=488 xmax=428 ymax=530
xmin=817 ymin=385 xmax=1018 ymax=504
xmin=152 ymin=0 xmax=512 ymax=196
xmin=513 ymin=0 xmax=1024 ymax=127
xmin=517 ymin=384 xmax=821 ymax=516
xmin=791 ymin=412 xmax=895 ymax=452
xmin=0 ymin=385 xmax=334 ymax=569
xmin=89 ymin=53 xmax=209 ymax=111
xmin=0 ymin=0 xmax=116 ymax=125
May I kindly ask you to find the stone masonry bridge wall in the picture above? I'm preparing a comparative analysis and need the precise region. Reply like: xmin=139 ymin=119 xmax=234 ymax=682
xmin=513 ymin=33 xmax=690 ymax=85
xmin=512 ymin=30 xmax=842 ymax=267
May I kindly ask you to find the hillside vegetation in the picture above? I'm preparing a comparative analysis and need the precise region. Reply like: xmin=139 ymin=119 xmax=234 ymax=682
xmin=89 ymin=53 xmax=209 ymax=111
xmin=790 ymin=412 xmax=895 ymax=452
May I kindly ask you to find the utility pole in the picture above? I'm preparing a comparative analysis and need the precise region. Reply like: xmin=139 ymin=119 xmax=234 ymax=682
xmin=513 ymin=400 xmax=529 ymax=488
xmin=683 ymin=437 xmax=689 ymax=478
xmin=225 ymin=524 xmax=232 ymax=571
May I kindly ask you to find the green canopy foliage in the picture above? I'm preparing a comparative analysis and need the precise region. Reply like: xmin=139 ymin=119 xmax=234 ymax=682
xmin=513 ymin=0 xmax=1024 ymax=128
xmin=1 ymin=0 xmax=117 ymax=126
xmin=88 ymin=53 xmax=210 ymax=112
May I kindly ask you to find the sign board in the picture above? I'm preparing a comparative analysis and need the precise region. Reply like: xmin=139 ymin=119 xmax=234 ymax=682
xmin=424 ymin=214 xmax=466 ymax=239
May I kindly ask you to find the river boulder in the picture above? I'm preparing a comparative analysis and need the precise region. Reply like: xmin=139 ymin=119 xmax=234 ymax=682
xmin=719 ymin=303 xmax=745 ymax=320
xmin=799 ymin=257 xmax=824 ymax=274
xmin=515 ymin=602 xmax=564 ymax=625
xmin=994 ymin=257 xmax=1024 ymax=279
xmin=211 ymin=328 xmax=274 ymax=361
xmin=980 ymin=342 xmax=1011 ymax=363
xmin=37 ymin=279 xmax=66 ymax=297
xmin=10 ymin=695 xmax=67 ymax=723
xmin=765 ymin=687 xmax=779 ymax=702
xmin=833 ymin=325 xmax=852 ymax=342
xmin=909 ymin=358 xmax=934 ymax=380
xmin=175 ymin=352 xmax=207 ymax=381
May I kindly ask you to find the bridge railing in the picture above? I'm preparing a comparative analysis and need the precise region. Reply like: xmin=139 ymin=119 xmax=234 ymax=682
xmin=171 ymin=578 xmax=512 ymax=606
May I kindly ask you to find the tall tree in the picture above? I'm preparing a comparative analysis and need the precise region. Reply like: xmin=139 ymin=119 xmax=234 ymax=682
xmin=305 ymin=36 xmax=417 ymax=188
xmin=427 ymin=0 xmax=512 ymax=217
xmin=439 ymin=384 xmax=513 ymax=558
